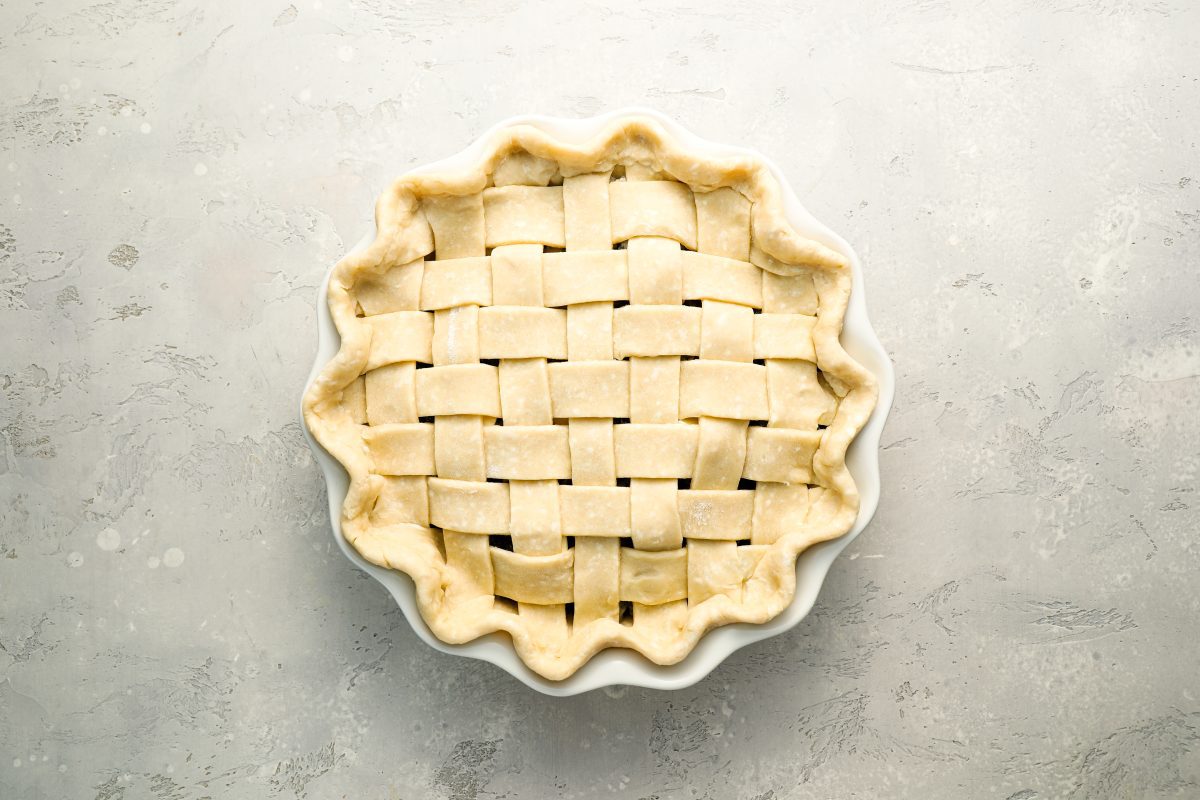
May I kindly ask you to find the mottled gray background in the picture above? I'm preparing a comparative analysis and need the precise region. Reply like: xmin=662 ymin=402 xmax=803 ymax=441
xmin=2 ymin=0 xmax=1198 ymax=798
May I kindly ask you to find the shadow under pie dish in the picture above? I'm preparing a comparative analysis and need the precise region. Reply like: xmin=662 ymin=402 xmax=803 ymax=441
xmin=303 ymin=111 xmax=884 ymax=685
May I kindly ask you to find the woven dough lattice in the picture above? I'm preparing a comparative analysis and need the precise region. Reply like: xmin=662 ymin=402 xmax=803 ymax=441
xmin=304 ymin=118 xmax=878 ymax=680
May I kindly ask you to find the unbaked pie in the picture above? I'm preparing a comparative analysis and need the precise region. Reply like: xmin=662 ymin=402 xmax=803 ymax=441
xmin=303 ymin=117 xmax=878 ymax=680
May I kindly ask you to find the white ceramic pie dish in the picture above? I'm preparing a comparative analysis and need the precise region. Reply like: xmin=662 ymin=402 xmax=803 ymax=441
xmin=301 ymin=108 xmax=894 ymax=696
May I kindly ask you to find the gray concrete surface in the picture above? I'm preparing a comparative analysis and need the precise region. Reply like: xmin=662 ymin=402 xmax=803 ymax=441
xmin=2 ymin=1 xmax=1199 ymax=798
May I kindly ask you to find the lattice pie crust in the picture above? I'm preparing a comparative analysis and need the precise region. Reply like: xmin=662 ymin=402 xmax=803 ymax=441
xmin=303 ymin=117 xmax=878 ymax=680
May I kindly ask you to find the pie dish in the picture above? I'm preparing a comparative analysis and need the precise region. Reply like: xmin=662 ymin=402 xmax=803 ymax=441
xmin=303 ymin=111 xmax=884 ymax=685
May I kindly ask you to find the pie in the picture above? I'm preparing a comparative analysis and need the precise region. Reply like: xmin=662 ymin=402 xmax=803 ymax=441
xmin=303 ymin=116 xmax=878 ymax=680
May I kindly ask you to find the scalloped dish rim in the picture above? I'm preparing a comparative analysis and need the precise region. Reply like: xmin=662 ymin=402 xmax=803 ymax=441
xmin=300 ymin=108 xmax=895 ymax=696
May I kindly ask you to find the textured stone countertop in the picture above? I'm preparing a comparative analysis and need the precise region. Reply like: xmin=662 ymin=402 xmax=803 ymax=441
xmin=2 ymin=1 xmax=1198 ymax=798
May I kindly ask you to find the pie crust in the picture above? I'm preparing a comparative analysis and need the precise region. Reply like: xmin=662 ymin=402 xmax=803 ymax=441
xmin=303 ymin=117 xmax=878 ymax=680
